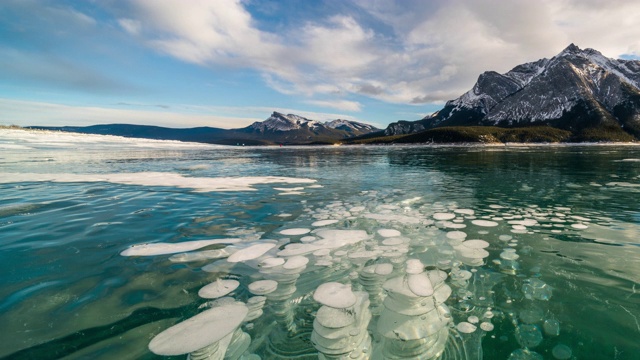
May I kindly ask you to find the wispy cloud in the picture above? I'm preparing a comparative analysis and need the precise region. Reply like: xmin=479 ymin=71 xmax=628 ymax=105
xmin=305 ymin=100 xmax=362 ymax=112
xmin=120 ymin=0 xmax=640 ymax=106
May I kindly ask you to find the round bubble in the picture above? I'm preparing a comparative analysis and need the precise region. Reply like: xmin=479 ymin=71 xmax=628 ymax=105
xmin=552 ymin=344 xmax=572 ymax=359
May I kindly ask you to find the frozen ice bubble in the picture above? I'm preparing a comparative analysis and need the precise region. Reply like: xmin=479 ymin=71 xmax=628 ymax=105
xmin=462 ymin=239 xmax=489 ymax=248
xmin=522 ymin=278 xmax=552 ymax=301
xmin=407 ymin=273 xmax=434 ymax=296
xmin=375 ymin=263 xmax=394 ymax=275
xmin=454 ymin=209 xmax=475 ymax=215
xmin=198 ymin=279 xmax=240 ymax=299
xmin=552 ymin=344 xmax=572 ymax=359
xmin=507 ymin=349 xmax=543 ymax=360
xmin=312 ymin=219 xmax=339 ymax=227
xmin=543 ymin=319 xmax=560 ymax=336
xmin=378 ymin=228 xmax=401 ymax=237
xmin=248 ymin=280 xmax=278 ymax=295
xmin=571 ymin=223 xmax=588 ymax=229
xmin=472 ymin=220 xmax=499 ymax=227
xmin=313 ymin=282 xmax=357 ymax=309
xmin=480 ymin=322 xmax=494 ymax=331
xmin=148 ymin=303 xmax=248 ymax=355
xmin=516 ymin=324 xmax=543 ymax=348
xmin=227 ymin=243 xmax=276 ymax=263
xmin=283 ymin=255 xmax=309 ymax=270
xmin=406 ymin=259 xmax=425 ymax=274
xmin=467 ymin=315 xmax=479 ymax=324
xmin=456 ymin=322 xmax=477 ymax=333
xmin=279 ymin=228 xmax=311 ymax=235
xmin=259 ymin=257 xmax=285 ymax=268
xmin=433 ymin=212 xmax=456 ymax=220
xmin=121 ymin=239 xmax=241 ymax=256
xmin=446 ymin=231 xmax=467 ymax=240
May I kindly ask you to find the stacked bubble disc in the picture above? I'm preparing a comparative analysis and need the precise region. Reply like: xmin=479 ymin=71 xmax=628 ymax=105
xmin=311 ymin=282 xmax=372 ymax=360
xmin=375 ymin=260 xmax=452 ymax=359
xmin=358 ymin=263 xmax=393 ymax=313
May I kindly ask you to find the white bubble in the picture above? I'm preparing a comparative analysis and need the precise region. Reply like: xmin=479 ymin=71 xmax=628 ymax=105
xmin=472 ymin=220 xmax=499 ymax=227
xmin=456 ymin=322 xmax=477 ymax=333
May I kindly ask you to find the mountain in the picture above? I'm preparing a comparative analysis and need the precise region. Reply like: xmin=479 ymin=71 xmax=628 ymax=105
xmin=235 ymin=112 xmax=379 ymax=144
xmin=30 ymin=112 xmax=379 ymax=145
xmin=384 ymin=44 xmax=640 ymax=141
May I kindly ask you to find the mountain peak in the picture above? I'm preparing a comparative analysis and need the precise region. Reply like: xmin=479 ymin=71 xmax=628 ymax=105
xmin=562 ymin=43 xmax=581 ymax=54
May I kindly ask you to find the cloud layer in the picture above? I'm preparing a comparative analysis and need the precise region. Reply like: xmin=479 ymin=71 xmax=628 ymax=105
xmin=119 ymin=0 xmax=640 ymax=106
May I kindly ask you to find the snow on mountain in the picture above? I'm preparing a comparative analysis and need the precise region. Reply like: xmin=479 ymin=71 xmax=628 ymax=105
xmin=384 ymin=44 xmax=640 ymax=140
xmin=324 ymin=119 xmax=378 ymax=133
xmin=249 ymin=112 xmax=322 ymax=132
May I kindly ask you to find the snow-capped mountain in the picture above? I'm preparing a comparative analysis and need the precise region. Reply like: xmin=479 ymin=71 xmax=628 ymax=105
xmin=33 ymin=112 xmax=379 ymax=145
xmin=248 ymin=112 xmax=323 ymax=132
xmin=385 ymin=44 xmax=640 ymax=140
xmin=241 ymin=112 xmax=379 ymax=142
xmin=324 ymin=119 xmax=379 ymax=134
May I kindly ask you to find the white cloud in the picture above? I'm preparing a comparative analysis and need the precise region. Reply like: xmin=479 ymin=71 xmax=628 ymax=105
xmin=0 ymin=99 xmax=261 ymax=128
xmin=118 ymin=18 xmax=142 ymax=35
xmin=305 ymin=100 xmax=362 ymax=112
xmin=120 ymin=0 xmax=640 ymax=106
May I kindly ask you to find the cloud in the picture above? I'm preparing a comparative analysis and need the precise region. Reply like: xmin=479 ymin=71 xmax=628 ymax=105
xmin=305 ymin=100 xmax=362 ymax=112
xmin=0 ymin=99 xmax=261 ymax=128
xmin=109 ymin=0 xmax=640 ymax=105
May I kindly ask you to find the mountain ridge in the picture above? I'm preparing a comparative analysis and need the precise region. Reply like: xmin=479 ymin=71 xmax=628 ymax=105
xmin=29 ymin=112 xmax=380 ymax=145
xmin=384 ymin=44 xmax=640 ymax=141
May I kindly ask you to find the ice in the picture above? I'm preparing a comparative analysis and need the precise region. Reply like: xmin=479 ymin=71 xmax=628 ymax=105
xmin=279 ymin=228 xmax=311 ymax=235
xmin=227 ymin=243 xmax=276 ymax=263
xmin=516 ymin=324 xmax=543 ymax=348
xmin=198 ymin=279 xmax=240 ymax=299
xmin=407 ymin=273 xmax=434 ymax=296
xmin=259 ymin=257 xmax=285 ymax=268
xmin=148 ymin=303 xmax=248 ymax=356
xmin=248 ymin=280 xmax=278 ymax=295
xmin=454 ymin=209 xmax=475 ymax=215
xmin=480 ymin=322 xmax=494 ymax=331
xmin=282 ymin=255 xmax=309 ymax=270
xmin=120 ymin=239 xmax=241 ymax=256
xmin=433 ymin=212 xmax=456 ymax=220
xmin=0 ymin=172 xmax=317 ymax=192
xmin=472 ymin=220 xmax=499 ymax=227
xmin=377 ymin=229 xmax=401 ymax=237
xmin=311 ymin=219 xmax=339 ymax=227
xmin=313 ymin=282 xmax=357 ymax=309
xmin=406 ymin=259 xmax=425 ymax=274
xmin=571 ymin=223 xmax=588 ymax=229
xmin=169 ymin=249 xmax=234 ymax=262
xmin=457 ymin=322 xmax=477 ymax=333
xmin=552 ymin=344 xmax=572 ymax=359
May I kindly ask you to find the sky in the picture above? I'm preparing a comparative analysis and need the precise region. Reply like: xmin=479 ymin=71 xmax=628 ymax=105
xmin=1 ymin=0 xmax=640 ymax=129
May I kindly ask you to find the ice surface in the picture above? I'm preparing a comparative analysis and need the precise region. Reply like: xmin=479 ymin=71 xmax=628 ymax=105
xmin=120 ymin=239 xmax=240 ymax=256
xmin=0 ymin=172 xmax=317 ymax=192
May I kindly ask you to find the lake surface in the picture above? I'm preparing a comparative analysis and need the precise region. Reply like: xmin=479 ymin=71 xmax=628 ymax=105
xmin=1 ymin=129 xmax=639 ymax=360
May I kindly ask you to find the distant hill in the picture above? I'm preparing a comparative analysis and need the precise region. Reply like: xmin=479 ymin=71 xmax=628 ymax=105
xmin=382 ymin=44 xmax=640 ymax=142
xmin=30 ymin=112 xmax=379 ymax=145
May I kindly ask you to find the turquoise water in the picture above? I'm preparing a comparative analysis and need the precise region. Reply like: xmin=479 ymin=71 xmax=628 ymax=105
xmin=1 ymin=130 xmax=639 ymax=359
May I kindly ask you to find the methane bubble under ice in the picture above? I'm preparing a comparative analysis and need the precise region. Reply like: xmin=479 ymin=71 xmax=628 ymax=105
xmin=123 ymin=187 xmax=593 ymax=359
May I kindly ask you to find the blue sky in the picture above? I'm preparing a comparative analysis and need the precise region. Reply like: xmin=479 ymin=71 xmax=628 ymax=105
xmin=1 ymin=0 xmax=639 ymax=129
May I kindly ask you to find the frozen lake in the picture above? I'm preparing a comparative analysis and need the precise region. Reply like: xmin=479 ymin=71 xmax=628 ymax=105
xmin=1 ymin=129 xmax=639 ymax=359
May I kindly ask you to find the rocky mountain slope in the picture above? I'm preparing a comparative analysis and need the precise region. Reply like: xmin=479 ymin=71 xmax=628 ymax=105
xmin=385 ymin=44 xmax=640 ymax=141
xmin=31 ymin=112 xmax=379 ymax=145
